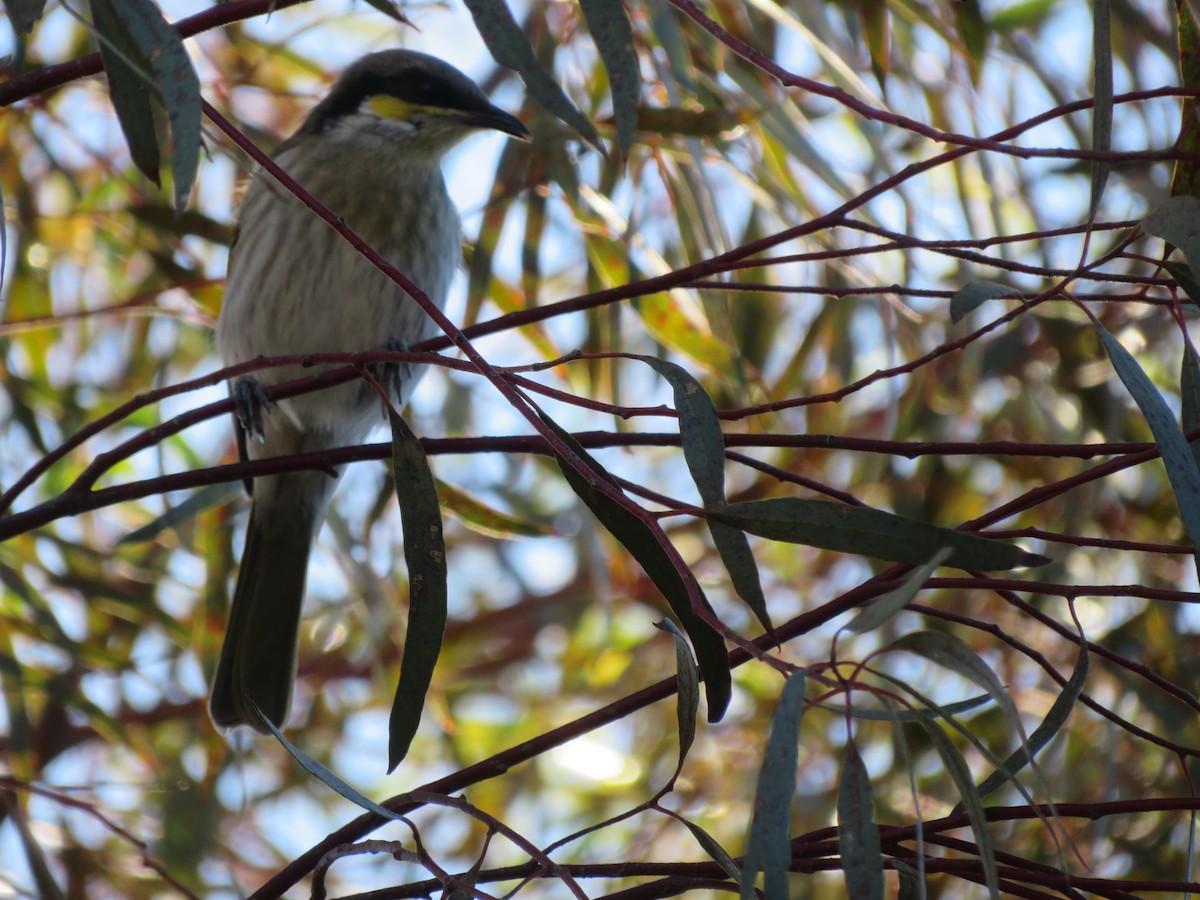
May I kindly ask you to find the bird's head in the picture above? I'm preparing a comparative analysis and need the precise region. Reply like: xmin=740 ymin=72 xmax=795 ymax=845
xmin=296 ymin=49 xmax=531 ymax=153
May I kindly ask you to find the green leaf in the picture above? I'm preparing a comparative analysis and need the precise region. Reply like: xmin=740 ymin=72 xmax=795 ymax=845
xmin=358 ymin=0 xmax=414 ymax=24
xmin=1183 ymin=338 xmax=1200 ymax=472
xmin=387 ymin=410 xmax=449 ymax=772
xmin=949 ymin=282 xmax=1020 ymax=324
xmin=817 ymin=692 xmax=991 ymax=722
xmin=118 ymin=483 xmax=239 ymax=545
xmin=435 ymin=477 xmax=555 ymax=538
xmin=907 ymin=706 xmax=1000 ymax=899
xmin=1164 ymin=260 xmax=1200 ymax=309
xmin=893 ymin=860 xmax=923 ymax=900
xmin=680 ymin=816 xmax=742 ymax=884
xmin=90 ymin=0 xmax=162 ymax=184
xmin=539 ymin=412 xmax=731 ymax=719
xmin=634 ymin=355 xmax=773 ymax=634
xmin=462 ymin=0 xmax=601 ymax=148
xmin=7 ymin=0 xmax=47 ymax=34
xmin=1143 ymin=195 xmax=1200 ymax=268
xmin=637 ymin=356 xmax=726 ymax=505
xmin=579 ymin=0 xmax=640 ymax=161
xmin=972 ymin=641 xmax=1088 ymax=802
xmin=837 ymin=742 xmax=885 ymax=900
xmin=253 ymin=699 xmax=407 ymax=822
xmin=1089 ymin=0 xmax=1113 ymax=222
xmin=845 ymin=548 xmax=953 ymax=635
xmin=654 ymin=619 xmax=699 ymax=775
xmin=90 ymin=0 xmax=201 ymax=211
xmin=1095 ymin=323 xmax=1200 ymax=576
xmin=891 ymin=631 xmax=1024 ymax=742
xmin=711 ymin=498 xmax=1049 ymax=571
xmin=741 ymin=672 xmax=806 ymax=900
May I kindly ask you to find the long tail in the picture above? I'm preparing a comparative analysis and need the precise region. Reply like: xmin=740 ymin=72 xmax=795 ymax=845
xmin=210 ymin=472 xmax=326 ymax=732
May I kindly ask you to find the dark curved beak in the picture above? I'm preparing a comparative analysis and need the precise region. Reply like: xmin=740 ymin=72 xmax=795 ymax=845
xmin=467 ymin=104 xmax=532 ymax=141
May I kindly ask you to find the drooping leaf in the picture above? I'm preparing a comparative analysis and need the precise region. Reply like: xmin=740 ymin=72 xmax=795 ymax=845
xmin=579 ymin=0 xmax=640 ymax=161
xmin=1095 ymin=323 xmax=1200 ymax=576
xmin=635 ymin=355 xmax=773 ymax=633
xmin=90 ymin=0 xmax=162 ymax=184
xmin=1164 ymin=259 xmax=1200 ymax=309
xmin=118 ymin=482 xmax=239 ymax=545
xmin=462 ymin=0 xmax=601 ymax=148
xmin=358 ymin=0 xmax=414 ymax=24
xmin=949 ymin=282 xmax=1020 ymax=324
xmin=7 ymin=0 xmax=47 ymax=34
xmin=387 ymin=410 xmax=449 ymax=772
xmin=254 ymin=699 xmax=407 ymax=822
xmin=838 ymin=742 xmax=885 ymax=900
xmin=1089 ymin=0 xmax=1113 ymax=222
xmin=906 ymin=706 xmax=1000 ymax=900
xmin=972 ymin=641 xmax=1088 ymax=801
xmin=89 ymin=0 xmax=201 ymax=211
xmin=435 ymin=477 xmax=555 ymax=538
xmin=654 ymin=619 xmax=699 ymax=774
xmin=845 ymin=548 xmax=953 ymax=635
xmin=1172 ymin=0 xmax=1200 ymax=197
xmin=817 ymin=692 xmax=991 ymax=722
xmin=680 ymin=816 xmax=742 ymax=884
xmin=1184 ymin=338 xmax=1200 ymax=472
xmin=741 ymin=672 xmax=806 ymax=899
xmin=711 ymin=498 xmax=1049 ymax=570
xmin=1143 ymin=195 xmax=1200 ymax=268
xmin=539 ymin=412 xmax=731 ymax=719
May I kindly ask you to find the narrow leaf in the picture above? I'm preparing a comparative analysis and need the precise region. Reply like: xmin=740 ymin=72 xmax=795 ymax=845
xmin=817 ymin=693 xmax=991 ymax=723
xmin=741 ymin=672 xmax=806 ymax=900
xmin=8 ymin=0 xmax=47 ymax=34
xmin=681 ymin=817 xmax=742 ymax=884
xmin=837 ymin=743 xmax=885 ymax=900
xmin=254 ymin=700 xmax=406 ymax=821
xmin=845 ymin=548 xmax=953 ymax=635
xmin=579 ymin=0 xmax=640 ymax=160
xmin=1164 ymin=260 xmax=1200 ymax=309
xmin=1089 ymin=0 xmax=1113 ymax=222
xmin=655 ymin=620 xmax=699 ymax=774
xmin=637 ymin=356 xmax=725 ymax=505
xmin=893 ymin=860 xmax=923 ymax=900
xmin=435 ymin=477 xmax=555 ymax=538
xmin=90 ymin=0 xmax=201 ymax=211
xmin=1143 ymin=195 xmax=1200 ymax=269
xmin=358 ymin=0 xmax=414 ymax=24
xmin=709 ymin=520 xmax=773 ymax=634
xmin=972 ymin=642 xmax=1088 ymax=802
xmin=891 ymin=631 xmax=1023 ymax=741
xmin=634 ymin=355 xmax=773 ymax=633
xmin=91 ymin=0 xmax=162 ymax=183
xmin=118 ymin=482 xmax=239 ymax=544
xmin=387 ymin=410 xmax=449 ymax=772
xmin=540 ymin=413 xmax=731 ymax=719
xmin=949 ymin=282 xmax=1019 ymax=324
xmin=712 ymin=498 xmax=1049 ymax=571
xmin=907 ymin=707 xmax=1000 ymax=899
xmin=1182 ymin=338 xmax=1200 ymax=472
xmin=1096 ymin=323 xmax=1200 ymax=576
xmin=462 ymin=0 xmax=602 ymax=148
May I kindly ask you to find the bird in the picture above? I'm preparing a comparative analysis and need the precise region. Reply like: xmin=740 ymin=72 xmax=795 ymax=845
xmin=210 ymin=49 xmax=531 ymax=733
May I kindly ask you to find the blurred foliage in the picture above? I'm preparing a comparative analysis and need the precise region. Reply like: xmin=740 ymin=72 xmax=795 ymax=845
xmin=0 ymin=0 xmax=1197 ymax=897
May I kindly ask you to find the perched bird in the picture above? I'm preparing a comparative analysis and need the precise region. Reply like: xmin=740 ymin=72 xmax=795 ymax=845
xmin=210 ymin=50 xmax=530 ymax=732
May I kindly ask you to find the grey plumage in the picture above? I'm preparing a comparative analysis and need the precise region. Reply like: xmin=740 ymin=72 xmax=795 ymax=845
xmin=210 ymin=50 xmax=529 ymax=732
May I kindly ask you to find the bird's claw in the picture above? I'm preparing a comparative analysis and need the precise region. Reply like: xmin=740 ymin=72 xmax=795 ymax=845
xmin=232 ymin=375 xmax=274 ymax=441
xmin=378 ymin=337 xmax=414 ymax=417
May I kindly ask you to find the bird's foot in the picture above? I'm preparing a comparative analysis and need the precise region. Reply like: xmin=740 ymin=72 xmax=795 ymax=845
xmin=377 ymin=337 xmax=414 ymax=417
xmin=232 ymin=375 xmax=274 ymax=441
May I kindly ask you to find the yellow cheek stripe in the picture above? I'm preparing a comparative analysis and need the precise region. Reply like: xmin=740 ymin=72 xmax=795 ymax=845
xmin=368 ymin=95 xmax=418 ymax=120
